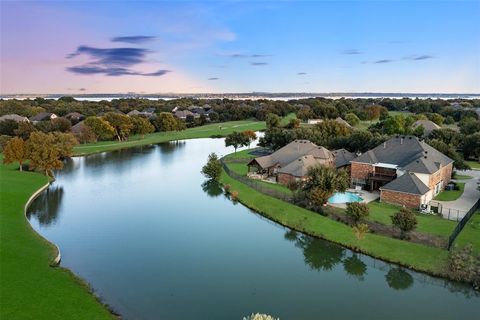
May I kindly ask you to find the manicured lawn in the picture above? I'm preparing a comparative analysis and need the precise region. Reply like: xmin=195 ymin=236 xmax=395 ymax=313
xmin=466 ymin=160 xmax=480 ymax=170
xmin=454 ymin=210 xmax=480 ymax=254
xmin=220 ymin=170 xmax=449 ymax=274
xmin=434 ymin=183 xmax=465 ymax=201
xmin=74 ymin=119 xmax=266 ymax=155
xmin=0 ymin=156 xmax=113 ymax=319
xmin=367 ymin=201 xmax=456 ymax=237
xmin=454 ymin=174 xmax=472 ymax=180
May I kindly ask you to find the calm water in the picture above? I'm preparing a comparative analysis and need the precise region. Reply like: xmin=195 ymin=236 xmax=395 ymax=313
xmin=28 ymin=138 xmax=479 ymax=320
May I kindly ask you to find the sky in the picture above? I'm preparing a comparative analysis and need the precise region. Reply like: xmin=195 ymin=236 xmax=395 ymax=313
xmin=1 ymin=0 xmax=479 ymax=94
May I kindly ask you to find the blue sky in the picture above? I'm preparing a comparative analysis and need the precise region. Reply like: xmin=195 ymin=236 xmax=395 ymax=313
xmin=1 ymin=0 xmax=479 ymax=94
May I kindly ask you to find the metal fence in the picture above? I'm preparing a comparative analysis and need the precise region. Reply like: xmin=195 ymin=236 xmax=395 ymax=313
xmin=447 ymin=198 xmax=480 ymax=250
xmin=222 ymin=160 xmax=294 ymax=203
xmin=429 ymin=201 xmax=469 ymax=222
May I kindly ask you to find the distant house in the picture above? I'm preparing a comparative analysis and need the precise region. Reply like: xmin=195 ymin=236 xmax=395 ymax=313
xmin=350 ymin=136 xmax=453 ymax=209
xmin=127 ymin=109 xmax=156 ymax=119
xmin=29 ymin=112 xmax=57 ymax=123
xmin=248 ymin=140 xmax=335 ymax=185
xmin=412 ymin=120 xmax=440 ymax=136
xmin=171 ymin=106 xmax=179 ymax=113
xmin=65 ymin=112 xmax=85 ymax=123
xmin=0 ymin=114 xmax=29 ymax=123
xmin=71 ymin=121 xmax=87 ymax=135
xmin=143 ymin=107 xmax=156 ymax=114
xmin=306 ymin=117 xmax=351 ymax=128
xmin=332 ymin=149 xmax=356 ymax=170
xmin=174 ymin=110 xmax=195 ymax=120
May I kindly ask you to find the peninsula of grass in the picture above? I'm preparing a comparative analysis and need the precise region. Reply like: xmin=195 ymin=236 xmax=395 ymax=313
xmin=74 ymin=119 xmax=266 ymax=156
xmin=434 ymin=182 xmax=465 ymax=201
xmin=0 ymin=156 xmax=113 ymax=319
xmin=219 ymin=169 xmax=449 ymax=274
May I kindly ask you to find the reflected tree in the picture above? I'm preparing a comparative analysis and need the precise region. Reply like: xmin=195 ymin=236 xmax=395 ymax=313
xmin=27 ymin=185 xmax=64 ymax=226
xmin=295 ymin=235 xmax=345 ymax=271
xmin=201 ymin=180 xmax=223 ymax=198
xmin=385 ymin=268 xmax=414 ymax=290
xmin=343 ymin=254 xmax=367 ymax=281
xmin=284 ymin=229 xmax=298 ymax=242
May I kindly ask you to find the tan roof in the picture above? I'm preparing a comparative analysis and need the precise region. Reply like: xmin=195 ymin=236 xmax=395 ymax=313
xmin=278 ymin=155 xmax=320 ymax=177
xmin=412 ymin=120 xmax=441 ymax=133
xmin=335 ymin=117 xmax=352 ymax=128
xmin=250 ymin=140 xmax=334 ymax=170
xmin=0 ymin=114 xmax=29 ymax=122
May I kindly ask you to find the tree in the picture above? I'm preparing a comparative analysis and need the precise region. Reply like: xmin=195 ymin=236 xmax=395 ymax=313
xmin=50 ymin=117 xmax=72 ymax=132
xmin=225 ymin=131 xmax=249 ymax=153
xmin=412 ymin=125 xmax=425 ymax=137
xmin=14 ymin=121 xmax=37 ymax=140
xmin=242 ymin=130 xmax=257 ymax=148
xmin=0 ymin=119 xmax=19 ymax=136
xmin=201 ymin=153 xmax=222 ymax=181
xmin=84 ymin=116 xmax=115 ymax=141
xmin=103 ymin=112 xmax=133 ymax=141
xmin=51 ymin=132 xmax=78 ymax=158
xmin=296 ymin=106 xmax=314 ymax=121
xmin=302 ymin=165 xmax=349 ymax=209
xmin=352 ymin=223 xmax=369 ymax=240
xmin=391 ymin=207 xmax=417 ymax=239
xmin=346 ymin=202 xmax=369 ymax=225
xmin=265 ymin=113 xmax=281 ymax=128
xmin=463 ymin=133 xmax=480 ymax=161
xmin=286 ymin=118 xmax=301 ymax=129
xmin=345 ymin=113 xmax=360 ymax=126
xmin=73 ymin=123 xmax=96 ymax=144
xmin=3 ymin=137 xmax=26 ymax=171
xmin=154 ymin=112 xmax=180 ymax=132
xmin=130 ymin=116 xmax=155 ymax=138
xmin=459 ymin=117 xmax=480 ymax=135
xmin=26 ymin=132 xmax=63 ymax=176
xmin=208 ymin=111 xmax=219 ymax=122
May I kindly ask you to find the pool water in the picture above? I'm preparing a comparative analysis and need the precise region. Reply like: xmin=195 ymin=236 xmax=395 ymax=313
xmin=328 ymin=192 xmax=363 ymax=204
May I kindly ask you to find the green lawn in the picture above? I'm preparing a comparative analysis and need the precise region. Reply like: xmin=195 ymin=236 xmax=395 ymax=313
xmin=0 ymin=156 xmax=113 ymax=319
xmin=220 ymin=169 xmax=449 ymax=274
xmin=454 ymin=174 xmax=472 ymax=180
xmin=434 ymin=183 xmax=465 ymax=201
xmin=74 ymin=119 xmax=266 ymax=156
xmin=367 ymin=201 xmax=456 ymax=237
xmin=454 ymin=210 xmax=480 ymax=254
xmin=466 ymin=160 xmax=480 ymax=170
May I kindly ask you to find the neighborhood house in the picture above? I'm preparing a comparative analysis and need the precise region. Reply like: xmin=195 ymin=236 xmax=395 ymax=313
xmin=248 ymin=140 xmax=335 ymax=184
xmin=350 ymin=136 xmax=453 ymax=208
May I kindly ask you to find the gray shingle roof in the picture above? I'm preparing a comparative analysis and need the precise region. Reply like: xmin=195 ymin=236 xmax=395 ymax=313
xmin=0 ymin=114 xmax=29 ymax=122
xmin=333 ymin=148 xmax=356 ymax=168
xmin=351 ymin=135 xmax=453 ymax=174
xmin=29 ymin=112 xmax=56 ymax=122
xmin=380 ymin=172 xmax=430 ymax=195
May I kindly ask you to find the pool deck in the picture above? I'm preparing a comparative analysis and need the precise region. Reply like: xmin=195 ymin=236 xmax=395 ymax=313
xmin=329 ymin=189 xmax=380 ymax=209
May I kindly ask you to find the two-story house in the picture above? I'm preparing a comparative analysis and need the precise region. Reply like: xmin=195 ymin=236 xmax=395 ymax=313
xmin=350 ymin=136 xmax=453 ymax=208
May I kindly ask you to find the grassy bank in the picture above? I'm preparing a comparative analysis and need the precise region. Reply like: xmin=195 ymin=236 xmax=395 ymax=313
xmin=219 ymin=169 xmax=449 ymax=274
xmin=0 ymin=157 xmax=113 ymax=319
xmin=74 ymin=119 xmax=266 ymax=156
xmin=454 ymin=210 xmax=480 ymax=254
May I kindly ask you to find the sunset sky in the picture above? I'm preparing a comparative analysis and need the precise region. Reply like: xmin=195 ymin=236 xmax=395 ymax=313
xmin=1 ymin=0 xmax=479 ymax=94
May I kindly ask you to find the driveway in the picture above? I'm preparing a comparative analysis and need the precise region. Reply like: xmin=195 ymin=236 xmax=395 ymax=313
xmin=433 ymin=170 xmax=480 ymax=220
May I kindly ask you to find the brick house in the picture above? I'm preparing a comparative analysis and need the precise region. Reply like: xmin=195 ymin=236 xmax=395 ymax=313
xmin=248 ymin=140 xmax=335 ymax=185
xmin=350 ymin=136 xmax=453 ymax=209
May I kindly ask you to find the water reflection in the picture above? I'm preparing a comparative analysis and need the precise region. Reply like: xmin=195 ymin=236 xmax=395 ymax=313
xmin=27 ymin=185 xmax=64 ymax=226
xmin=385 ymin=268 xmax=414 ymax=290
xmin=343 ymin=254 xmax=367 ymax=281
xmin=201 ymin=180 xmax=223 ymax=198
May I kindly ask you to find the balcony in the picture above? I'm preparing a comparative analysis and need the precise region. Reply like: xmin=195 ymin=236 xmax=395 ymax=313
xmin=368 ymin=172 xmax=397 ymax=182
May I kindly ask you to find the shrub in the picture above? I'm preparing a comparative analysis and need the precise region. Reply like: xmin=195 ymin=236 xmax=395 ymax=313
xmin=0 ymin=135 xmax=11 ymax=152
xmin=287 ymin=180 xmax=299 ymax=191
xmin=448 ymin=244 xmax=480 ymax=289
xmin=346 ymin=202 xmax=369 ymax=224
xmin=230 ymin=191 xmax=239 ymax=201
xmin=223 ymin=184 xmax=231 ymax=194
xmin=391 ymin=207 xmax=418 ymax=239
xmin=353 ymin=223 xmax=369 ymax=240
xmin=243 ymin=313 xmax=279 ymax=320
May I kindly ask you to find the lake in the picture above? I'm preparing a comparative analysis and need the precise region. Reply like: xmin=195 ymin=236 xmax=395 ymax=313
xmin=27 ymin=138 xmax=479 ymax=320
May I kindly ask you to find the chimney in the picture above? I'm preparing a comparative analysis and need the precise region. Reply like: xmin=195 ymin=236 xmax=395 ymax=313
xmin=383 ymin=142 xmax=387 ymax=149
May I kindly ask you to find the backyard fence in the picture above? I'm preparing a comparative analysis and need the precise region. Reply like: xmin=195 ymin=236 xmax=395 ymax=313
xmin=221 ymin=160 xmax=294 ymax=203
xmin=447 ymin=197 xmax=480 ymax=250
xmin=429 ymin=201 xmax=469 ymax=222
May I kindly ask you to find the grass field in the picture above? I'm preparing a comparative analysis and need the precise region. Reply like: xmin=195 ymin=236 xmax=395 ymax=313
xmin=74 ymin=119 xmax=266 ymax=156
xmin=434 ymin=182 xmax=465 ymax=201
xmin=454 ymin=174 xmax=472 ymax=180
xmin=466 ymin=160 xmax=480 ymax=170
xmin=0 ymin=156 xmax=113 ymax=319
xmin=454 ymin=210 xmax=480 ymax=254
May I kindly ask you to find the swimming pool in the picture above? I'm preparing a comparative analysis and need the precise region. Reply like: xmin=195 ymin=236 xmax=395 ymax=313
xmin=328 ymin=192 xmax=363 ymax=204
